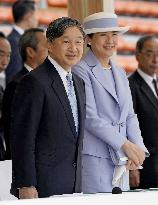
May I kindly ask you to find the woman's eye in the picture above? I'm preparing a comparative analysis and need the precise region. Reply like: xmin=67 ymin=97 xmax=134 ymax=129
xmin=100 ymin=34 xmax=106 ymax=36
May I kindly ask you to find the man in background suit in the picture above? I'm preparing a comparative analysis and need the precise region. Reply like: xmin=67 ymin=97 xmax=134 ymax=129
xmin=129 ymin=35 xmax=158 ymax=188
xmin=10 ymin=17 xmax=85 ymax=199
xmin=6 ymin=0 xmax=38 ymax=83
xmin=2 ymin=28 xmax=47 ymax=160
xmin=0 ymin=32 xmax=11 ymax=161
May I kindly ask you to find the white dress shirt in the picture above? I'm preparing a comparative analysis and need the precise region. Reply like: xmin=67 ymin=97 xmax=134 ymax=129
xmin=13 ymin=25 xmax=24 ymax=35
xmin=24 ymin=64 xmax=33 ymax=72
xmin=137 ymin=68 xmax=158 ymax=98
xmin=48 ymin=55 xmax=71 ymax=94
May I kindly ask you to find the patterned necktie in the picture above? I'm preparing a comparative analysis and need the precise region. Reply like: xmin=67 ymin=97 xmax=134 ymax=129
xmin=152 ymin=79 xmax=158 ymax=97
xmin=66 ymin=72 xmax=79 ymax=134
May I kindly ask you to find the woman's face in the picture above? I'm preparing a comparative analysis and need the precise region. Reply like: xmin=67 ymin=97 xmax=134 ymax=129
xmin=87 ymin=31 xmax=118 ymax=60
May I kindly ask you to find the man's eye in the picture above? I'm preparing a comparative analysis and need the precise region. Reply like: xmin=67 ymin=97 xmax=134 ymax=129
xmin=76 ymin=41 xmax=82 ymax=44
xmin=64 ymin=41 xmax=69 ymax=43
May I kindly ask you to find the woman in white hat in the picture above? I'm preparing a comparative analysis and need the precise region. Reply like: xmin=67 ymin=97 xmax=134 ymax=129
xmin=73 ymin=12 xmax=149 ymax=193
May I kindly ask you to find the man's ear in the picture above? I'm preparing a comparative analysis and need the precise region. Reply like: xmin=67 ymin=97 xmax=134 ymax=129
xmin=26 ymin=47 xmax=35 ymax=58
xmin=47 ymin=41 xmax=53 ymax=53
xmin=135 ymin=51 xmax=140 ymax=62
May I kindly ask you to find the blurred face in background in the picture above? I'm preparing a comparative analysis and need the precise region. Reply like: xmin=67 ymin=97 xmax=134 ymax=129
xmin=136 ymin=38 xmax=158 ymax=77
xmin=0 ymin=38 xmax=11 ymax=72
xmin=87 ymin=31 xmax=118 ymax=62
xmin=24 ymin=9 xmax=38 ymax=29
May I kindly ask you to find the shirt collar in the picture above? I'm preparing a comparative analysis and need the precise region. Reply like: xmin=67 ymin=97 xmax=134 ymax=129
xmin=48 ymin=55 xmax=71 ymax=79
xmin=13 ymin=25 xmax=24 ymax=35
xmin=137 ymin=68 xmax=157 ymax=83
xmin=24 ymin=63 xmax=33 ymax=72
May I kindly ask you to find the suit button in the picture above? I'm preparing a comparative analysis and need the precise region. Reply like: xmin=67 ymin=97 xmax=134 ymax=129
xmin=120 ymin=122 xmax=125 ymax=127
xmin=73 ymin=162 xmax=77 ymax=168
xmin=112 ymin=121 xmax=117 ymax=126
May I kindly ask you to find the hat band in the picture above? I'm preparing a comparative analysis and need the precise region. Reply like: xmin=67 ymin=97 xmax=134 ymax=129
xmin=84 ymin=18 xmax=118 ymax=30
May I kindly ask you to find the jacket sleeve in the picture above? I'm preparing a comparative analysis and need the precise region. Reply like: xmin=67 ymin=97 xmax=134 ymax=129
xmin=10 ymin=74 xmax=44 ymax=188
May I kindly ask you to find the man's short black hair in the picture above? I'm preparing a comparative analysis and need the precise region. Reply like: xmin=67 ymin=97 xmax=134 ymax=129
xmin=136 ymin=35 xmax=158 ymax=52
xmin=46 ymin=17 xmax=85 ymax=42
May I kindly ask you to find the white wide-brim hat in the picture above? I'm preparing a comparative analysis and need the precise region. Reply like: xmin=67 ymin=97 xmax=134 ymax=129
xmin=83 ymin=12 xmax=130 ymax=35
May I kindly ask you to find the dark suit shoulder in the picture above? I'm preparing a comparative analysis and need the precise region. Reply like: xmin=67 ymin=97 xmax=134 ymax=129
xmin=128 ymin=72 xmax=142 ymax=89
xmin=26 ymin=58 xmax=56 ymax=85
xmin=129 ymin=72 xmax=138 ymax=81
xmin=16 ymin=66 xmax=47 ymax=97
xmin=11 ymin=68 xmax=28 ymax=83
xmin=7 ymin=29 xmax=20 ymax=42
xmin=27 ymin=64 xmax=49 ymax=86
xmin=4 ymin=68 xmax=28 ymax=101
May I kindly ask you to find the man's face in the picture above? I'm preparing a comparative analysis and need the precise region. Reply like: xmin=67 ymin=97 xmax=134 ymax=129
xmin=48 ymin=26 xmax=84 ymax=71
xmin=136 ymin=38 xmax=158 ymax=76
xmin=25 ymin=10 xmax=38 ymax=29
xmin=0 ymin=38 xmax=11 ymax=72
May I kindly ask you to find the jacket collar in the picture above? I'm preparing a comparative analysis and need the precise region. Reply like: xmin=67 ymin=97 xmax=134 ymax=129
xmin=134 ymin=71 xmax=158 ymax=112
xmin=44 ymin=58 xmax=81 ymax=139
xmin=84 ymin=49 xmax=126 ymax=110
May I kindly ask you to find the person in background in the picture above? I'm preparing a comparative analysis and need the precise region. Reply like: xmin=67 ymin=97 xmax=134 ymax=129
xmin=2 ymin=28 xmax=47 ymax=160
xmin=129 ymin=35 xmax=158 ymax=189
xmin=10 ymin=17 xmax=85 ymax=199
xmin=0 ymin=32 xmax=11 ymax=161
xmin=73 ymin=12 xmax=149 ymax=193
xmin=6 ymin=0 xmax=38 ymax=83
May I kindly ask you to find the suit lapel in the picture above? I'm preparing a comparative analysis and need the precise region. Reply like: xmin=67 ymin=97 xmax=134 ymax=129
xmin=111 ymin=61 xmax=126 ymax=111
xmin=73 ymin=74 xmax=84 ymax=137
xmin=134 ymin=72 xmax=158 ymax=112
xmin=92 ymin=66 xmax=119 ymax=103
xmin=45 ymin=58 xmax=77 ymax=138
xmin=85 ymin=50 xmax=119 ymax=103
xmin=138 ymin=77 xmax=158 ymax=112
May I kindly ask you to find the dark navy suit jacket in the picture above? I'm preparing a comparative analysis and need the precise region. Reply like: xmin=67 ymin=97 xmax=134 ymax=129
xmin=6 ymin=28 xmax=22 ymax=83
xmin=10 ymin=58 xmax=86 ymax=198
xmin=2 ymin=67 xmax=28 ymax=159
xmin=129 ymin=71 xmax=158 ymax=188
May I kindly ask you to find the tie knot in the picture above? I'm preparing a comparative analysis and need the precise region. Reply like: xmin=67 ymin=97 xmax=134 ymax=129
xmin=153 ymin=79 xmax=157 ymax=84
xmin=66 ymin=72 xmax=72 ymax=82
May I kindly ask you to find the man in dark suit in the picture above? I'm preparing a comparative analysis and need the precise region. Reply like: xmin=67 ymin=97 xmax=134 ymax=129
xmin=2 ymin=28 xmax=47 ymax=160
xmin=6 ymin=0 xmax=38 ymax=83
xmin=129 ymin=35 xmax=158 ymax=189
xmin=10 ymin=17 xmax=85 ymax=199
xmin=0 ymin=32 xmax=11 ymax=161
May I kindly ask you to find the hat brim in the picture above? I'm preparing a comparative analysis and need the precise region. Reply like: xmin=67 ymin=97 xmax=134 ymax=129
xmin=84 ymin=26 xmax=130 ymax=35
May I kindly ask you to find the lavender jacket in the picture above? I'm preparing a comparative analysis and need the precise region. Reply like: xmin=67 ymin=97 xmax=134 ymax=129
xmin=73 ymin=49 xmax=148 ymax=162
